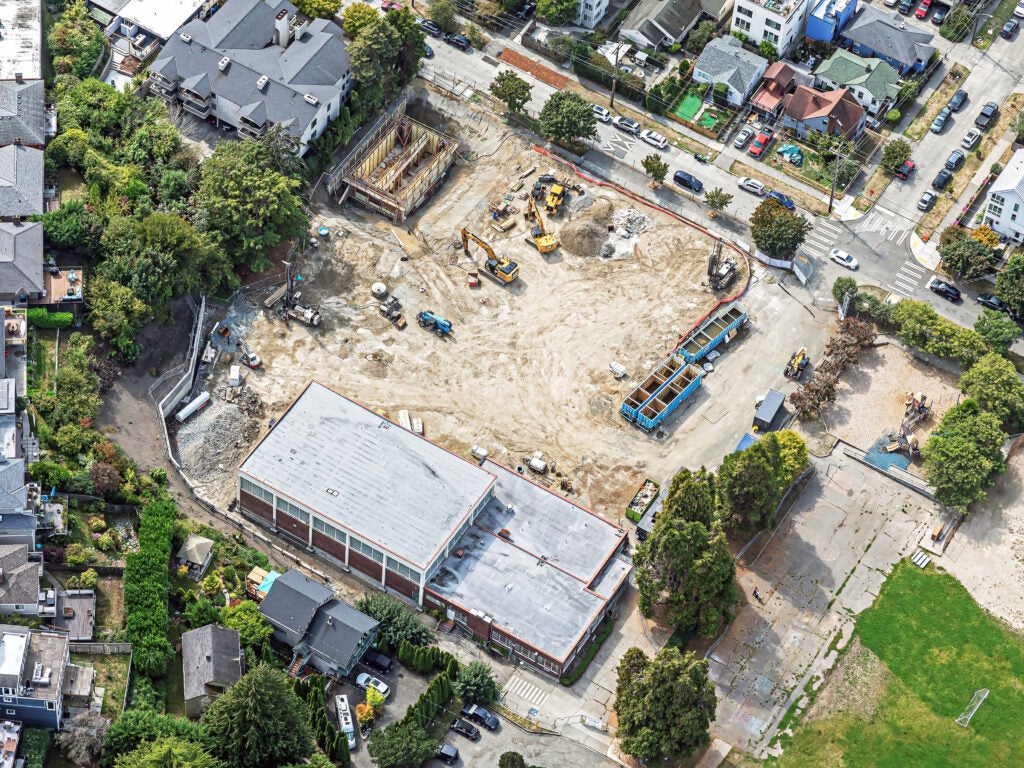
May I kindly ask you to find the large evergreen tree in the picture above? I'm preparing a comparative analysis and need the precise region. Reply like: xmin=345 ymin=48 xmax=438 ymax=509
xmin=114 ymin=737 xmax=217 ymax=768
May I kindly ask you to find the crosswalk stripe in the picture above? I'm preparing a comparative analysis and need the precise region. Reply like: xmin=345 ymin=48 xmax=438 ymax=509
xmin=894 ymin=278 xmax=917 ymax=291
xmin=900 ymin=261 xmax=925 ymax=275
xmin=886 ymin=284 xmax=911 ymax=297
xmin=894 ymin=232 xmax=909 ymax=246
xmin=504 ymin=676 xmax=549 ymax=707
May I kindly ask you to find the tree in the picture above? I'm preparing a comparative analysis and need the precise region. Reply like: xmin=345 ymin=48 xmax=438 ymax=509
xmin=749 ymin=198 xmax=812 ymax=259
xmin=293 ymin=0 xmax=341 ymax=18
xmin=428 ymin=0 xmax=459 ymax=32
xmin=641 ymin=153 xmax=669 ymax=185
xmin=924 ymin=399 xmax=1006 ymax=509
xmin=659 ymin=467 xmax=718 ymax=528
xmin=221 ymin=600 xmax=273 ymax=652
xmin=87 ymin=275 xmax=150 ymax=363
xmin=381 ymin=9 xmax=428 ymax=87
xmin=489 ymin=71 xmax=532 ymax=114
xmin=114 ymin=737 xmax=218 ymax=768
xmin=366 ymin=719 xmax=437 ymax=768
xmin=939 ymin=234 xmax=993 ymax=279
xmin=718 ymin=441 xmax=780 ymax=529
xmin=342 ymin=1 xmax=379 ymax=36
xmin=960 ymin=352 xmax=1024 ymax=426
xmin=452 ymin=661 xmax=500 ymax=705
xmin=195 ymin=140 xmax=308 ymax=272
xmin=354 ymin=593 xmax=433 ymax=648
xmin=183 ymin=598 xmax=221 ymax=629
xmin=970 ymin=224 xmax=1001 ymax=249
xmin=974 ymin=308 xmax=1021 ymax=355
xmin=996 ymin=253 xmax=1024 ymax=314
xmin=686 ymin=20 xmax=717 ymax=54
xmin=940 ymin=5 xmax=970 ymax=40
xmin=832 ymin=275 xmax=857 ymax=305
xmin=634 ymin=518 xmax=735 ymax=635
xmin=79 ymin=568 xmax=99 ymax=590
xmin=499 ymin=753 xmax=528 ymax=768
xmin=892 ymin=299 xmax=939 ymax=349
xmin=1012 ymin=110 xmax=1024 ymax=140
xmin=704 ymin=187 xmax=733 ymax=214
xmin=48 ymin=0 xmax=105 ymax=78
xmin=880 ymin=137 xmax=912 ymax=173
xmin=886 ymin=108 xmax=901 ymax=123
xmin=41 ymin=199 xmax=102 ymax=255
xmin=365 ymin=686 xmax=386 ymax=716
xmin=898 ymin=79 xmax=920 ymax=104
xmin=537 ymin=0 xmax=579 ymax=25
xmin=539 ymin=91 xmax=597 ymax=145
xmin=614 ymin=646 xmax=717 ymax=761
xmin=347 ymin=19 xmax=404 ymax=102
xmin=773 ymin=430 xmax=809 ymax=482
xmin=200 ymin=665 xmax=313 ymax=768
xmin=758 ymin=40 xmax=778 ymax=59
xmin=102 ymin=711 xmax=202 ymax=768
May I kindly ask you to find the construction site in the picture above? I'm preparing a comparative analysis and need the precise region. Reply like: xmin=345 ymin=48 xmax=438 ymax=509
xmin=172 ymin=85 xmax=751 ymax=517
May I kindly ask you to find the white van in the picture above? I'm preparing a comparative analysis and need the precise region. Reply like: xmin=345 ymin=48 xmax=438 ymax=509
xmin=335 ymin=694 xmax=357 ymax=750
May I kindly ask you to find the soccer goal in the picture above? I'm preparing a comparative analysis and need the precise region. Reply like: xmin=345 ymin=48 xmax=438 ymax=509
xmin=955 ymin=688 xmax=989 ymax=727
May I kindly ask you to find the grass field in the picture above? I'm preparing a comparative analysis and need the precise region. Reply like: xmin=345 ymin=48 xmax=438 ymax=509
xmin=764 ymin=563 xmax=1024 ymax=767
xmin=674 ymin=92 xmax=704 ymax=121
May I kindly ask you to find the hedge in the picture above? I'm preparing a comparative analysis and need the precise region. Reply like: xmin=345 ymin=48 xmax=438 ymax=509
xmin=559 ymin=618 xmax=614 ymax=686
xmin=27 ymin=308 xmax=74 ymax=328
xmin=124 ymin=498 xmax=176 ymax=678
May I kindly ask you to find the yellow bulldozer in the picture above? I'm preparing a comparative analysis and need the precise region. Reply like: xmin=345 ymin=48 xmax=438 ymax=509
xmin=460 ymin=229 xmax=519 ymax=284
xmin=544 ymin=183 xmax=565 ymax=215
xmin=524 ymin=196 xmax=558 ymax=253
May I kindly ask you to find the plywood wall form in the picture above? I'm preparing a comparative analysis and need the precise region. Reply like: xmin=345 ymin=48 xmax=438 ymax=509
xmin=337 ymin=111 xmax=458 ymax=223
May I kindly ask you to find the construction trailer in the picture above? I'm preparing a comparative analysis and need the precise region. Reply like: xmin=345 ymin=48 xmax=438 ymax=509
xmin=620 ymin=356 xmax=704 ymax=432
xmin=753 ymin=389 xmax=785 ymax=432
xmin=676 ymin=303 xmax=748 ymax=364
xmin=329 ymin=104 xmax=459 ymax=223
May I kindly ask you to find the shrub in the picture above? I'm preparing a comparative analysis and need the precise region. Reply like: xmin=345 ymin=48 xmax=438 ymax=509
xmin=124 ymin=498 xmax=176 ymax=678
xmin=65 ymin=543 xmax=89 ymax=568
xmin=87 ymin=514 xmax=107 ymax=532
xmin=20 ymin=729 xmax=50 ymax=768
xmin=26 ymin=308 xmax=74 ymax=328
xmin=79 ymin=568 xmax=99 ymax=590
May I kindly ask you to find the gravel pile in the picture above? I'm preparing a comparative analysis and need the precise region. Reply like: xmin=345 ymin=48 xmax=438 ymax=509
xmin=611 ymin=208 xmax=651 ymax=235
xmin=175 ymin=393 xmax=264 ymax=484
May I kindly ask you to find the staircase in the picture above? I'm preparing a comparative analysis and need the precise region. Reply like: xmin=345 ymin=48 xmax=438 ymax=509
xmin=288 ymin=652 xmax=308 ymax=677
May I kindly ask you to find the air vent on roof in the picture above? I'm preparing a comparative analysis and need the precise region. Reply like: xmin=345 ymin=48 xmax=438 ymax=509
xmin=218 ymin=56 xmax=231 ymax=71
xmin=180 ymin=32 xmax=192 ymax=43
xmin=256 ymin=75 xmax=269 ymax=91
xmin=303 ymin=93 xmax=319 ymax=106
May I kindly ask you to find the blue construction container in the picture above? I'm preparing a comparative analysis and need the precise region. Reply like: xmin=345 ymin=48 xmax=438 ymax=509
xmin=621 ymin=355 xmax=687 ymax=424
xmin=677 ymin=302 xmax=748 ymax=363
xmin=623 ymin=364 xmax=703 ymax=432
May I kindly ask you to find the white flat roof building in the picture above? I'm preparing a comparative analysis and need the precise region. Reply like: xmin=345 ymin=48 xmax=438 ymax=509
xmin=731 ymin=0 xmax=811 ymax=56
xmin=115 ymin=0 xmax=211 ymax=41
xmin=0 ymin=0 xmax=42 ymax=81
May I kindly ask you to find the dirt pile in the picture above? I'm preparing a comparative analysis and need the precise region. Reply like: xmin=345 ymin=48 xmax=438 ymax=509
xmin=560 ymin=197 xmax=613 ymax=257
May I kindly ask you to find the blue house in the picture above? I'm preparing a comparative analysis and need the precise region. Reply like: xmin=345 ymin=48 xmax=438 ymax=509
xmin=0 ymin=626 xmax=68 ymax=730
xmin=806 ymin=0 xmax=858 ymax=42
xmin=841 ymin=6 xmax=936 ymax=75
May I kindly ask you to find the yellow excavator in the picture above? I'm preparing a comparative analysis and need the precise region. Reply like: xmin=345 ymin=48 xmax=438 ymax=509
xmin=460 ymin=229 xmax=519 ymax=284
xmin=524 ymin=196 xmax=558 ymax=253
xmin=545 ymin=182 xmax=565 ymax=215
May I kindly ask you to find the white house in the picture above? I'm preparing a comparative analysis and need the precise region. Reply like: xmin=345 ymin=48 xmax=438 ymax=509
xmin=984 ymin=150 xmax=1024 ymax=245
xmin=731 ymin=0 xmax=812 ymax=56
xmin=692 ymin=36 xmax=769 ymax=107
xmin=576 ymin=0 xmax=609 ymax=29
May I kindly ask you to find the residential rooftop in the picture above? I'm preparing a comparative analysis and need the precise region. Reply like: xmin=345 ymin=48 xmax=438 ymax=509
xmin=182 ymin=624 xmax=243 ymax=702
xmin=0 ymin=79 xmax=45 ymax=148
xmin=117 ymin=0 xmax=210 ymax=41
xmin=0 ymin=146 xmax=44 ymax=219
xmin=239 ymin=381 xmax=495 ymax=568
xmin=0 ymin=626 xmax=65 ymax=700
xmin=989 ymin=149 xmax=1024 ymax=198
xmin=0 ymin=0 xmax=42 ymax=81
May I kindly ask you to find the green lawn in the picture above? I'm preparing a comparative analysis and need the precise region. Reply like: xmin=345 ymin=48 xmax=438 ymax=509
xmin=165 ymin=651 xmax=186 ymax=717
xmin=673 ymin=92 xmax=704 ymax=122
xmin=766 ymin=563 xmax=1024 ymax=767
xmin=975 ymin=0 xmax=1020 ymax=49
xmin=71 ymin=653 xmax=131 ymax=718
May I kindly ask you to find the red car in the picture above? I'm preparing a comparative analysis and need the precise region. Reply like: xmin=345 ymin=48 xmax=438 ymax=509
xmin=381 ymin=0 xmax=403 ymax=9
xmin=895 ymin=159 xmax=916 ymax=179
xmin=915 ymin=0 xmax=931 ymax=18
xmin=748 ymin=130 xmax=774 ymax=158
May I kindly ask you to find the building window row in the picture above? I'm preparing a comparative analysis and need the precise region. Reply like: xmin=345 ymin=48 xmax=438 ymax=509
xmin=313 ymin=516 xmax=346 ymax=544
xmin=240 ymin=477 xmax=273 ymax=504
xmin=386 ymin=557 xmax=421 ymax=583
xmin=350 ymin=536 xmax=384 ymax=564
xmin=734 ymin=18 xmax=751 ymax=31
xmin=764 ymin=31 xmax=779 ymax=44
xmin=765 ymin=18 xmax=781 ymax=29
xmin=737 ymin=5 xmax=753 ymax=15
xmin=276 ymin=497 xmax=310 ymax=524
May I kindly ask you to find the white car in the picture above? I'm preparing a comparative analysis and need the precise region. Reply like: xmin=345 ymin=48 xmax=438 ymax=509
xmin=355 ymin=673 xmax=390 ymax=699
xmin=639 ymin=129 xmax=668 ymax=149
xmin=737 ymin=177 xmax=766 ymax=196
xmin=829 ymin=248 xmax=859 ymax=270
xmin=1015 ymin=0 xmax=1024 ymax=17
xmin=961 ymin=128 xmax=982 ymax=149
xmin=592 ymin=104 xmax=611 ymax=123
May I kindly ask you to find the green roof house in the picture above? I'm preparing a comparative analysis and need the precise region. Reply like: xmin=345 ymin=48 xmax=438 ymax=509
xmin=813 ymin=49 xmax=900 ymax=117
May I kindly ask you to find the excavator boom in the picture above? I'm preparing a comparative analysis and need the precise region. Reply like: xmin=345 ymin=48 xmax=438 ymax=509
xmin=525 ymin=198 xmax=558 ymax=253
xmin=460 ymin=228 xmax=519 ymax=284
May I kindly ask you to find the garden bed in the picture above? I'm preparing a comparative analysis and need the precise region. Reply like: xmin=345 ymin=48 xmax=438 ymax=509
xmin=71 ymin=652 xmax=130 ymax=718
xmin=728 ymin=159 xmax=828 ymax=215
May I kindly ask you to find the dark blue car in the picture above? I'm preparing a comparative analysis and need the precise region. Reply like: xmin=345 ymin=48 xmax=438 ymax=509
xmin=767 ymin=190 xmax=795 ymax=210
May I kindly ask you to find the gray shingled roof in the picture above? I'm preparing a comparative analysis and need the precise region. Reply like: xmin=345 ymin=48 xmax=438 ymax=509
xmin=152 ymin=0 xmax=350 ymax=142
xmin=694 ymin=37 xmax=768 ymax=96
xmin=182 ymin=624 xmax=242 ymax=702
xmin=0 ymin=460 xmax=26 ymax=512
xmin=0 ymin=222 xmax=44 ymax=300
xmin=0 ymin=79 xmax=45 ymax=147
xmin=623 ymin=0 xmax=703 ymax=43
xmin=843 ymin=7 xmax=936 ymax=68
xmin=259 ymin=569 xmax=333 ymax=638
xmin=0 ymin=545 xmax=38 ymax=608
xmin=0 ymin=145 xmax=43 ymax=218
xmin=176 ymin=534 xmax=213 ymax=566
xmin=305 ymin=599 xmax=378 ymax=670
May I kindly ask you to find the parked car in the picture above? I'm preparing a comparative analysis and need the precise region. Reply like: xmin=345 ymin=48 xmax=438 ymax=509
xmin=1003 ymin=17 xmax=1020 ymax=36
xmin=381 ymin=0 xmax=403 ymax=10
xmin=961 ymin=127 xmax=982 ymax=149
xmin=929 ymin=278 xmax=961 ymax=301
xmin=672 ymin=170 xmax=703 ymax=193
xmin=355 ymin=673 xmax=390 ymax=699
xmin=829 ymin=248 xmax=859 ymax=270
xmin=884 ymin=0 xmax=899 ymax=6
xmin=1015 ymin=0 xmax=1024 ymax=17
xmin=733 ymin=125 xmax=755 ymax=148
xmin=930 ymin=107 xmax=951 ymax=133
xmin=918 ymin=189 xmax=938 ymax=211
xmin=640 ymin=129 xmax=668 ymax=149
xmin=933 ymin=169 xmax=953 ymax=190
xmin=461 ymin=703 xmax=499 ymax=730
xmin=898 ymin=0 xmax=914 ymax=13
xmin=978 ymin=293 xmax=1009 ymax=311
xmin=419 ymin=18 xmax=443 ymax=36
xmin=895 ymin=159 xmax=916 ymax=179
xmin=612 ymin=116 xmax=640 ymax=134
xmin=449 ymin=719 xmax=481 ymax=741
xmin=222 ymin=123 xmax=236 ymax=132
xmin=592 ymin=104 xmax=611 ymax=123
xmin=948 ymin=89 xmax=968 ymax=112
xmin=738 ymin=177 xmax=767 ymax=195
xmin=945 ymin=149 xmax=965 ymax=171
xmin=515 ymin=1 xmax=537 ymax=18
xmin=748 ymin=130 xmax=774 ymax=157
xmin=435 ymin=744 xmax=459 ymax=765
xmin=423 ymin=44 xmax=434 ymax=58
xmin=975 ymin=101 xmax=999 ymax=129
xmin=362 ymin=649 xmax=393 ymax=674
xmin=931 ymin=8 xmax=945 ymax=23
xmin=767 ymin=190 xmax=795 ymax=209
xmin=443 ymin=32 xmax=471 ymax=51
xmin=915 ymin=0 xmax=931 ymax=19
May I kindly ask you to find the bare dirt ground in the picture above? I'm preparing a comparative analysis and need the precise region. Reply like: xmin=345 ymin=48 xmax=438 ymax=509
xmin=942 ymin=448 xmax=1024 ymax=632
xmin=804 ymin=637 xmax=890 ymax=724
xmin=174 ymin=87 xmax=748 ymax=519
xmin=824 ymin=342 xmax=961 ymax=459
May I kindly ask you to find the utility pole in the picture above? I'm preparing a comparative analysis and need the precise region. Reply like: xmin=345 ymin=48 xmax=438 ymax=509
xmin=827 ymin=120 xmax=846 ymax=216
xmin=609 ymin=43 xmax=626 ymax=110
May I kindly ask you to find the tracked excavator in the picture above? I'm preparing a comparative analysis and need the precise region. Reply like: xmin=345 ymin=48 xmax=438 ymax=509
xmin=523 ymin=196 xmax=558 ymax=253
xmin=460 ymin=229 xmax=519 ymax=284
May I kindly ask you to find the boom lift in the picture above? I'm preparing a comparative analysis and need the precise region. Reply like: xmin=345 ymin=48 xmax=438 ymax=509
xmin=524 ymin=197 xmax=558 ymax=253
xmin=460 ymin=229 xmax=519 ymax=284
